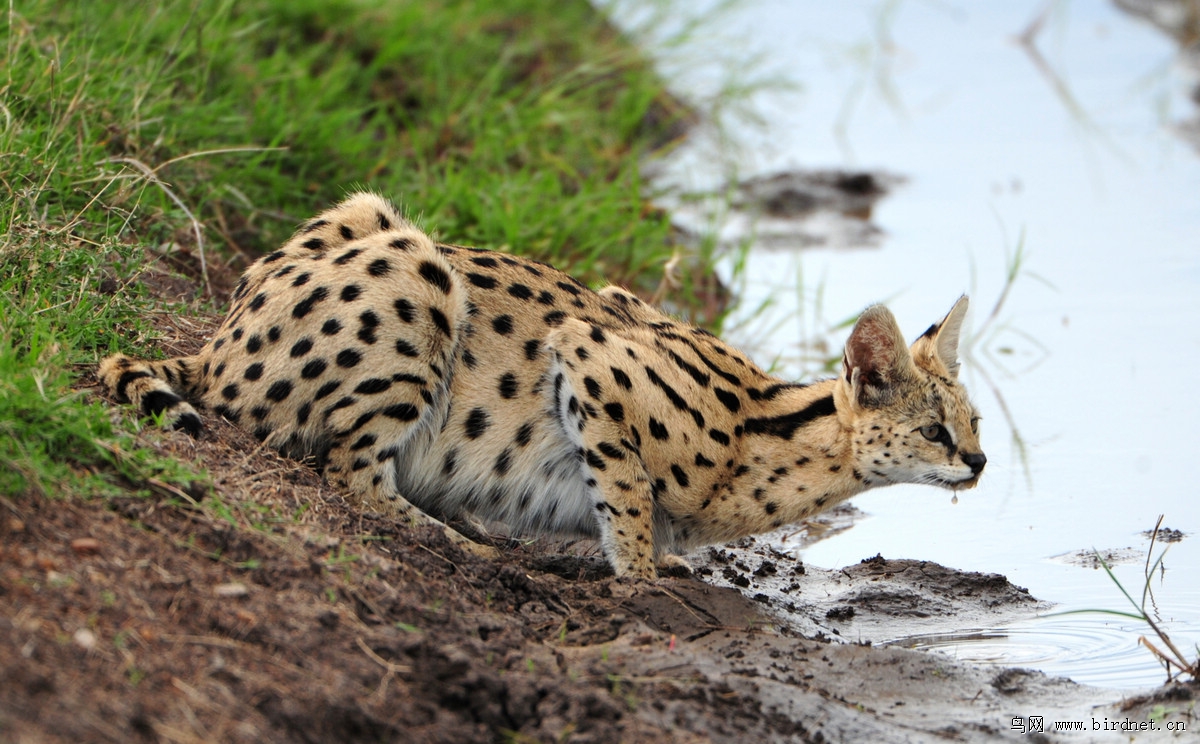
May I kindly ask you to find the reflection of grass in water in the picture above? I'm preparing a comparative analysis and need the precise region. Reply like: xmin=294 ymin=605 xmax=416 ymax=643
xmin=962 ymin=216 xmax=1054 ymax=488
xmin=832 ymin=0 xmax=907 ymax=162
xmin=722 ymin=253 xmax=866 ymax=378
xmin=1052 ymin=516 xmax=1199 ymax=685
xmin=1016 ymin=1 xmax=1133 ymax=167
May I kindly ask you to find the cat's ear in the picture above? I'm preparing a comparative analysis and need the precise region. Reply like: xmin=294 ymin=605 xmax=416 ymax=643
xmin=911 ymin=295 xmax=969 ymax=378
xmin=842 ymin=305 xmax=914 ymax=407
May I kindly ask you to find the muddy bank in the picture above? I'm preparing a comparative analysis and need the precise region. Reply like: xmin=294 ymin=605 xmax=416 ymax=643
xmin=2 ymin=412 xmax=1194 ymax=742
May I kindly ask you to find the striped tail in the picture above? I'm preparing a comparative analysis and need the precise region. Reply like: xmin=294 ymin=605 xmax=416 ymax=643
xmin=97 ymin=354 xmax=203 ymax=435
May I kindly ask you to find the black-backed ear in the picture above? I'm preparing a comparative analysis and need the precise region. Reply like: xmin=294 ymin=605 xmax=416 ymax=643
xmin=911 ymin=295 xmax=969 ymax=378
xmin=842 ymin=305 xmax=913 ymax=407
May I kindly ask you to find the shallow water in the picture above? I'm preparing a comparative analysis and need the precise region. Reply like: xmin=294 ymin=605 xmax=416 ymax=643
xmin=606 ymin=0 xmax=1200 ymax=689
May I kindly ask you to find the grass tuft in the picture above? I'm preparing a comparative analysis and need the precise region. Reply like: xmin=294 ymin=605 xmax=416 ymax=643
xmin=1052 ymin=515 xmax=1199 ymax=685
xmin=0 ymin=0 xmax=701 ymax=500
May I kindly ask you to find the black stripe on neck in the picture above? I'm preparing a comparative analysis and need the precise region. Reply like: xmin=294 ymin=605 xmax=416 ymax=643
xmin=743 ymin=395 xmax=836 ymax=440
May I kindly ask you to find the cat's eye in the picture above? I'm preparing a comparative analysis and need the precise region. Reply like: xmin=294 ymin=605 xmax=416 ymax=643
xmin=919 ymin=423 xmax=946 ymax=442
xmin=970 ymin=416 xmax=980 ymax=434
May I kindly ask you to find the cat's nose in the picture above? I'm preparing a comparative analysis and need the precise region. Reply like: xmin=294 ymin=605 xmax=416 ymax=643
xmin=961 ymin=451 xmax=987 ymax=475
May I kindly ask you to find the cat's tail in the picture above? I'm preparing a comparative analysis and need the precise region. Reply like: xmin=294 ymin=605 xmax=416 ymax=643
xmin=97 ymin=354 xmax=203 ymax=435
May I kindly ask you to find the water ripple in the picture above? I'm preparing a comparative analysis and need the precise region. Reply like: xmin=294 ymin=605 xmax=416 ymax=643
xmin=882 ymin=615 xmax=1185 ymax=689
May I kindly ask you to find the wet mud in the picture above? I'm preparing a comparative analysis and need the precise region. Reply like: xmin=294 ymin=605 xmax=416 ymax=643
xmin=3 ymin=409 xmax=1195 ymax=742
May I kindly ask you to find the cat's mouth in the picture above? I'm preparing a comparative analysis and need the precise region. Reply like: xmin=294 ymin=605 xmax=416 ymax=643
xmin=931 ymin=473 xmax=981 ymax=490
xmin=947 ymin=473 xmax=982 ymax=491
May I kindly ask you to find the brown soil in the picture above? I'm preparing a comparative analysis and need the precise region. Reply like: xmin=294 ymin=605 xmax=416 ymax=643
xmin=3 ymin=307 xmax=1195 ymax=743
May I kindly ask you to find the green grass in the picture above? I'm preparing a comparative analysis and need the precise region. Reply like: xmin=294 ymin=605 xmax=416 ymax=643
xmin=0 ymin=0 xmax=697 ymax=500
xmin=0 ymin=227 xmax=197 ymax=497
xmin=1053 ymin=516 xmax=1199 ymax=685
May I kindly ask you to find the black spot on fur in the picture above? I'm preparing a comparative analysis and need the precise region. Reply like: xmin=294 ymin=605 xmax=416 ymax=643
xmin=494 ymin=449 xmax=512 ymax=476
xmin=467 ymin=273 xmax=498 ymax=289
xmin=292 ymin=286 xmax=330 ymax=318
xmin=301 ymin=359 xmax=327 ymax=379
xmin=322 ymin=318 xmax=342 ymax=335
xmin=391 ymin=373 xmax=426 ymax=386
xmin=585 ymin=449 xmax=606 ymax=470
xmin=465 ymin=408 xmax=490 ymax=439
xmin=358 ymin=310 xmax=380 ymax=344
xmin=244 ymin=363 xmax=264 ymax=381
xmin=714 ymin=387 xmax=741 ymax=413
xmin=748 ymin=383 xmax=799 ymax=401
xmin=418 ymin=261 xmax=452 ymax=294
xmin=376 ymin=446 xmax=399 ymax=462
xmin=597 ymin=441 xmax=625 ymax=460
xmin=498 ymin=372 xmax=519 ymax=399
xmin=354 ymin=378 xmax=392 ymax=395
xmin=394 ymin=298 xmax=416 ymax=323
xmin=649 ymin=418 xmax=670 ymax=441
xmin=341 ymin=285 xmax=361 ymax=302
xmin=337 ymin=349 xmax=362 ymax=368
xmin=265 ymin=380 xmax=293 ymax=402
xmin=584 ymin=377 xmax=602 ymax=399
xmin=333 ymin=249 xmax=362 ymax=265
xmin=429 ymin=307 xmax=451 ymax=336
xmin=314 ymin=381 xmax=342 ymax=400
xmin=351 ymin=433 xmax=377 ymax=451
xmin=670 ymin=464 xmax=690 ymax=488
xmin=383 ymin=403 xmax=419 ymax=421
xmin=492 ymin=315 xmax=514 ymax=335
xmin=367 ymin=258 xmax=391 ymax=277
xmin=290 ymin=338 xmax=314 ymax=358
